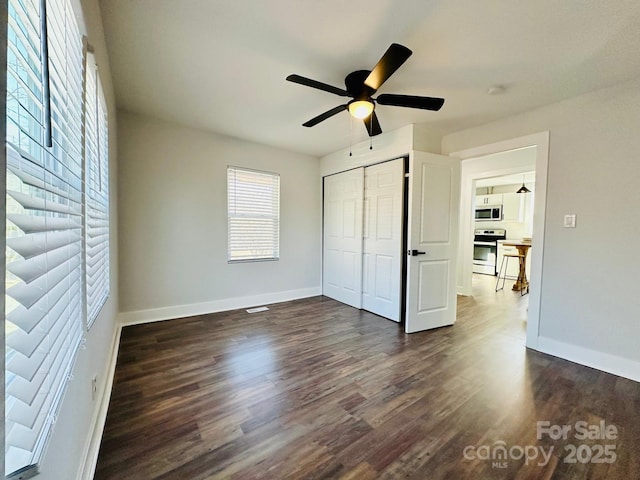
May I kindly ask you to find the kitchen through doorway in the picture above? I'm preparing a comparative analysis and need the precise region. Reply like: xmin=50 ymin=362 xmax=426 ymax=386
xmin=472 ymin=170 xmax=536 ymax=343
xmin=452 ymin=132 xmax=550 ymax=349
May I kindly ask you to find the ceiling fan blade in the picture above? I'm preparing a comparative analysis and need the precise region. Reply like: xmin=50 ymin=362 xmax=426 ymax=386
xmin=376 ymin=94 xmax=445 ymax=111
xmin=302 ymin=104 xmax=348 ymax=127
xmin=286 ymin=74 xmax=349 ymax=97
xmin=364 ymin=43 xmax=412 ymax=91
xmin=363 ymin=111 xmax=382 ymax=136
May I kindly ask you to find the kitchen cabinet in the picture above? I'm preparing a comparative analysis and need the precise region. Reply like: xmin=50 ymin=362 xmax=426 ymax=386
xmin=475 ymin=193 xmax=503 ymax=206
xmin=502 ymin=193 xmax=523 ymax=222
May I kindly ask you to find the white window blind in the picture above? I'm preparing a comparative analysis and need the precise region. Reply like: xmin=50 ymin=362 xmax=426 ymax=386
xmin=83 ymin=52 xmax=109 ymax=328
xmin=227 ymin=166 xmax=280 ymax=262
xmin=5 ymin=0 xmax=84 ymax=475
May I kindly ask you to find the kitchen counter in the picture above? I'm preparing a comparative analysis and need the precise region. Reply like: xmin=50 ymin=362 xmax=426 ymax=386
xmin=497 ymin=239 xmax=532 ymax=246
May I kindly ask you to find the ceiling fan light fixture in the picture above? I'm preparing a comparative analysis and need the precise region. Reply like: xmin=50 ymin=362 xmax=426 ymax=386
xmin=348 ymin=100 xmax=374 ymax=119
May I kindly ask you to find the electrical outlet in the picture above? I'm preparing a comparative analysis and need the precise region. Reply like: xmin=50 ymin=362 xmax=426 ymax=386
xmin=91 ymin=375 xmax=98 ymax=401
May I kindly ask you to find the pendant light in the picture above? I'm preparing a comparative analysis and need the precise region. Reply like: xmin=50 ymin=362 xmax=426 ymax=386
xmin=516 ymin=174 xmax=531 ymax=194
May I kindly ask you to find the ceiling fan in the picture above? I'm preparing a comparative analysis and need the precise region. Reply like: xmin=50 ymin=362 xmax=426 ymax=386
xmin=286 ymin=43 xmax=445 ymax=137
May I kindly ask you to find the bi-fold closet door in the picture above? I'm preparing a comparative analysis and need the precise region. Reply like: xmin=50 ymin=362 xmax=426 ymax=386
xmin=322 ymin=158 xmax=404 ymax=322
xmin=323 ymin=151 xmax=461 ymax=333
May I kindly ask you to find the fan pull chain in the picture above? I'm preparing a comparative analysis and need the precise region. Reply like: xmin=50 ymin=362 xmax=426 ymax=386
xmin=351 ymin=116 xmax=355 ymax=157
xmin=369 ymin=114 xmax=373 ymax=150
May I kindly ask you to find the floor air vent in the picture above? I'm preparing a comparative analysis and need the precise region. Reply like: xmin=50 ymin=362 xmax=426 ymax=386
xmin=246 ymin=306 xmax=269 ymax=313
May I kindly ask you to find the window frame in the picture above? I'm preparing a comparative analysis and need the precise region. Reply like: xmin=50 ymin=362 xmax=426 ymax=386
xmin=227 ymin=165 xmax=280 ymax=263
xmin=82 ymin=47 xmax=109 ymax=329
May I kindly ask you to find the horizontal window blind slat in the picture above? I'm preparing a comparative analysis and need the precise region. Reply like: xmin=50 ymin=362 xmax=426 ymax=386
xmin=7 ymin=145 xmax=83 ymax=202
xmin=87 ymin=275 xmax=107 ymax=295
xmin=7 ymin=213 xmax=81 ymax=233
xmin=85 ymin=208 xmax=107 ymax=220
xmin=6 ymin=230 xmax=81 ymax=259
xmin=7 ymin=243 xmax=82 ymax=283
xmin=6 ymin=266 xmax=79 ymax=336
xmin=230 ymin=254 xmax=278 ymax=261
xmin=86 ymin=253 xmax=107 ymax=273
xmin=7 ymin=284 xmax=81 ymax=418
xmin=87 ymin=280 xmax=108 ymax=305
xmin=87 ymin=261 xmax=107 ymax=283
xmin=7 ymin=328 xmax=79 ymax=450
xmin=86 ymin=244 xmax=107 ymax=264
xmin=86 ymin=232 xmax=107 ymax=248
xmin=7 ymin=189 xmax=81 ymax=214
xmin=8 ymin=303 xmax=78 ymax=420
xmin=7 ymin=368 xmax=46 ymax=413
xmin=6 ymin=269 xmax=81 ymax=348
xmin=6 ymin=254 xmax=81 ymax=309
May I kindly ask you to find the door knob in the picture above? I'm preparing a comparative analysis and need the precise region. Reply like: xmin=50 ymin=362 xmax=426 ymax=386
xmin=409 ymin=249 xmax=426 ymax=256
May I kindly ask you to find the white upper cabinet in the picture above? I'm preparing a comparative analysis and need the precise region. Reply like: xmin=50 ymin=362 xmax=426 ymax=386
xmin=502 ymin=192 xmax=523 ymax=222
xmin=475 ymin=193 xmax=503 ymax=206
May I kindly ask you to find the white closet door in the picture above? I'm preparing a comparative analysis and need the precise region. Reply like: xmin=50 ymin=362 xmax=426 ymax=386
xmin=362 ymin=159 xmax=404 ymax=321
xmin=323 ymin=168 xmax=364 ymax=308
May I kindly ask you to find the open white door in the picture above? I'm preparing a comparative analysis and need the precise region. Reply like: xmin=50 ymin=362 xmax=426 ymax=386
xmin=405 ymin=151 xmax=460 ymax=333
xmin=323 ymin=168 xmax=364 ymax=309
xmin=362 ymin=158 xmax=404 ymax=321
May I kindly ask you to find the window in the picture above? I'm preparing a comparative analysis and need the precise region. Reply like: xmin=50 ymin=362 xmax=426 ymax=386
xmin=83 ymin=51 xmax=109 ymax=328
xmin=4 ymin=0 xmax=109 ymax=475
xmin=227 ymin=166 xmax=280 ymax=262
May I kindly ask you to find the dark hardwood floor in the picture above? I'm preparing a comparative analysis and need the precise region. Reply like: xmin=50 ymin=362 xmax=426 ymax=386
xmin=95 ymin=275 xmax=640 ymax=479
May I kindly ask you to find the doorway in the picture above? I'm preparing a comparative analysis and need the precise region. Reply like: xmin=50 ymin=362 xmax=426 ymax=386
xmin=451 ymin=132 xmax=549 ymax=349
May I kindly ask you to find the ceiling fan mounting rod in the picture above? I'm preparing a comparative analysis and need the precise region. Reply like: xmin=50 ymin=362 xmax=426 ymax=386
xmin=345 ymin=70 xmax=375 ymax=100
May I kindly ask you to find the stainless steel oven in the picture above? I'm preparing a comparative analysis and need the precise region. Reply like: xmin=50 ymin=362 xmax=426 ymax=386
xmin=473 ymin=229 xmax=506 ymax=275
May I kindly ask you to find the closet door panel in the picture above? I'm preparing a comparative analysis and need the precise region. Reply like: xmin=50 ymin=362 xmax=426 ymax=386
xmin=362 ymin=159 xmax=404 ymax=321
xmin=322 ymin=168 xmax=364 ymax=308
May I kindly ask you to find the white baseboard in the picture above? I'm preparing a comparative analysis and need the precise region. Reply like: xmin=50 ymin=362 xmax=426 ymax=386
xmin=118 ymin=287 xmax=322 ymax=326
xmin=77 ymin=324 xmax=122 ymax=480
xmin=536 ymin=336 xmax=640 ymax=383
xmin=457 ymin=285 xmax=471 ymax=296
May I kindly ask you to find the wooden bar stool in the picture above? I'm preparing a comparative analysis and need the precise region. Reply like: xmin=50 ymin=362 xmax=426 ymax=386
xmin=495 ymin=253 xmax=527 ymax=295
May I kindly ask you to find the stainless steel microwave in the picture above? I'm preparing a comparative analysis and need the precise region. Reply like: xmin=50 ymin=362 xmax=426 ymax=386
xmin=475 ymin=205 xmax=502 ymax=221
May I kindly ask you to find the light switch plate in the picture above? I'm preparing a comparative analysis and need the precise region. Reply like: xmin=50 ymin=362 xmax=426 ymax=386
xmin=563 ymin=214 xmax=577 ymax=228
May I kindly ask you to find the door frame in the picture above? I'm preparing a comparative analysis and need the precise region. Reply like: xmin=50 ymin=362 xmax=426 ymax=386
xmin=448 ymin=131 xmax=549 ymax=349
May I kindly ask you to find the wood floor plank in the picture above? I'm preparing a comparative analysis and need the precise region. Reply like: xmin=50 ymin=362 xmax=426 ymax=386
xmin=95 ymin=275 xmax=640 ymax=479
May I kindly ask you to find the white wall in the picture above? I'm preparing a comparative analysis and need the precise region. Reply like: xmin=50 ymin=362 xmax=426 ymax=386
xmin=320 ymin=124 xmax=442 ymax=176
xmin=443 ymin=77 xmax=640 ymax=380
xmin=117 ymin=111 xmax=321 ymax=321
xmin=320 ymin=125 xmax=413 ymax=176
xmin=36 ymin=0 xmax=121 ymax=478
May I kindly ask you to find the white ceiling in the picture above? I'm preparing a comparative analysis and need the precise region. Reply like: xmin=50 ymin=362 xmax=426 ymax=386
xmin=99 ymin=0 xmax=640 ymax=157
